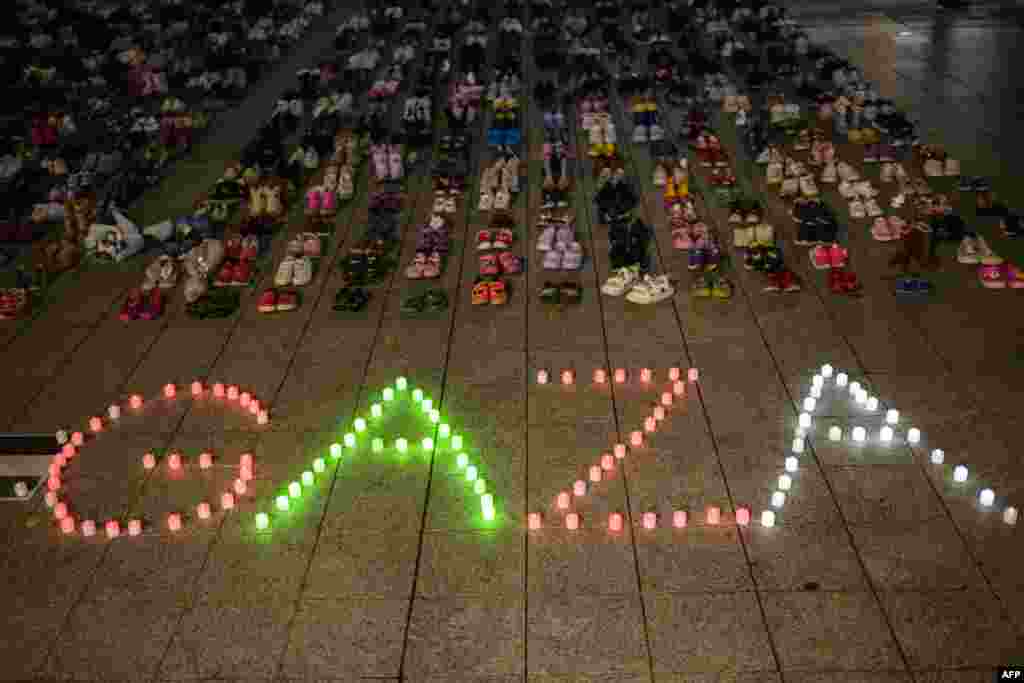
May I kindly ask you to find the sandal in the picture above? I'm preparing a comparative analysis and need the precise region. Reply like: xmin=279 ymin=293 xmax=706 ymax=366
xmin=559 ymin=281 xmax=582 ymax=304
xmin=539 ymin=281 xmax=560 ymax=303
xmin=488 ymin=279 xmax=508 ymax=305
xmin=333 ymin=286 xmax=370 ymax=312
xmin=422 ymin=288 xmax=449 ymax=311
xmin=472 ymin=279 xmax=490 ymax=305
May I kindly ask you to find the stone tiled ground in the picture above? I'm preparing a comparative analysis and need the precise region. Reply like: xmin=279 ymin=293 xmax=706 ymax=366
xmin=1 ymin=1 xmax=1023 ymax=681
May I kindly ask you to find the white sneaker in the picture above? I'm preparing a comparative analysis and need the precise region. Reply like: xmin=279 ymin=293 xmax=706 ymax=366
xmin=275 ymin=256 xmax=296 ymax=286
xmin=625 ymin=274 xmax=674 ymax=304
xmin=291 ymin=256 xmax=313 ymax=286
xmin=601 ymin=266 xmax=641 ymax=296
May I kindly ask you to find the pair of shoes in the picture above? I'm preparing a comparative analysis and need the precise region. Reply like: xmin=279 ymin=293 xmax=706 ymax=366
xmin=257 ymin=288 xmax=300 ymax=312
xmin=333 ymin=286 xmax=370 ymax=312
xmin=626 ymin=274 xmax=675 ymax=303
xmin=275 ymin=255 xmax=314 ymax=286
xmin=481 ymin=251 xmax=524 ymax=275
xmin=472 ymin=278 xmax=508 ymax=305
xmin=691 ymin=272 xmax=733 ymax=299
xmin=957 ymin=234 xmax=1002 ymax=265
xmin=539 ymin=281 xmax=582 ymax=305
xmin=828 ymin=269 xmax=863 ymax=296
xmin=762 ymin=269 xmax=802 ymax=293
xmin=401 ymin=288 xmax=449 ymax=314
xmin=407 ymin=252 xmax=443 ymax=279
xmin=810 ymin=243 xmax=849 ymax=269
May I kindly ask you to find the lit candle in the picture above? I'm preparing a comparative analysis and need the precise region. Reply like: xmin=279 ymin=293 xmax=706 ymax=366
xmin=536 ymin=369 xmax=549 ymax=384
xmin=798 ymin=413 xmax=811 ymax=429
xmin=573 ymin=480 xmax=586 ymax=496
xmin=630 ymin=431 xmax=643 ymax=447
xmin=1004 ymin=507 xmax=1018 ymax=525
xmin=644 ymin=416 xmax=656 ymax=433
xmin=167 ymin=513 xmax=182 ymax=531
xmin=852 ymin=426 xmax=866 ymax=442
xmin=907 ymin=428 xmax=921 ymax=444
xmin=979 ymin=489 xmax=995 ymax=507
xmin=828 ymin=426 xmax=842 ymax=441
xmin=89 ymin=416 xmax=103 ymax=432
xmin=792 ymin=437 xmax=804 ymax=454
xmin=422 ymin=399 xmax=433 ymax=413
xmin=673 ymin=381 xmax=686 ymax=396
xmin=589 ymin=465 xmax=602 ymax=482
xmin=565 ymin=512 xmax=580 ymax=530
xmin=474 ymin=479 xmax=486 ymax=494
xmin=412 ymin=388 xmax=424 ymax=402
xmin=866 ymin=396 xmax=878 ymax=411
xmin=354 ymin=417 xmax=367 ymax=433
xmin=276 ymin=495 xmax=290 ymax=511
xmin=288 ymin=482 xmax=301 ymax=498
xmin=81 ymin=519 xmax=97 ymax=537
xmin=885 ymin=409 xmax=899 ymax=425
xmin=668 ymin=367 xmax=681 ymax=381
xmin=62 ymin=443 xmax=76 ymax=458
xmin=465 ymin=466 xmax=478 ymax=481
xmin=168 ymin=452 xmax=182 ymax=470
xmin=257 ymin=410 xmax=269 ymax=425
xmin=803 ymin=397 xmax=816 ymax=412
xmin=143 ymin=452 xmax=156 ymax=469
xmin=128 ymin=519 xmax=142 ymax=536
xmin=601 ymin=454 xmax=615 ymax=471
xmin=557 ymin=491 xmax=570 ymax=509
xmin=821 ymin=364 xmax=834 ymax=378
xmin=47 ymin=475 xmax=62 ymax=491
xmin=849 ymin=381 xmax=861 ymax=395
xmin=213 ymin=382 xmax=225 ymax=397
xmin=673 ymin=510 xmax=688 ymax=528
xmin=164 ymin=383 xmax=177 ymax=398
xmin=255 ymin=512 xmax=269 ymax=529
xmin=302 ymin=471 xmax=314 ymax=486
xmin=661 ymin=392 xmax=673 ymax=407
xmin=343 ymin=433 xmax=356 ymax=448
xmin=60 ymin=516 xmax=76 ymax=534
xmin=456 ymin=453 xmax=468 ymax=469
xmin=593 ymin=368 xmax=607 ymax=384
xmin=528 ymin=512 xmax=542 ymax=529
xmin=439 ymin=423 xmax=450 ymax=438
xmin=234 ymin=479 xmax=247 ymax=495
xmin=640 ymin=368 xmax=653 ymax=383
xmin=614 ymin=444 xmax=627 ymax=459
xmin=197 ymin=502 xmax=211 ymax=519
xmin=688 ymin=368 xmax=699 ymax=382
xmin=372 ymin=438 xmax=384 ymax=453
xmin=953 ymin=465 xmax=968 ymax=483
xmin=654 ymin=405 xmax=666 ymax=421
xmin=71 ymin=431 xmax=84 ymax=446
xmin=383 ymin=387 xmax=395 ymax=401
xmin=396 ymin=377 xmax=408 ymax=391
xmin=108 ymin=404 xmax=121 ymax=420
xmin=706 ymin=506 xmax=721 ymax=525
xmin=452 ymin=435 xmax=463 ymax=450
xmin=810 ymin=384 xmax=822 ymax=399
xmin=930 ymin=449 xmax=944 ymax=465
xmin=221 ymin=492 xmax=235 ymax=510
xmin=771 ymin=491 xmax=786 ymax=508
xmin=199 ymin=452 xmax=213 ymax=469
xmin=642 ymin=512 xmax=657 ymax=529
xmin=836 ymin=373 xmax=848 ymax=387
xmin=778 ymin=474 xmax=792 ymax=491
xmin=614 ymin=368 xmax=626 ymax=383
xmin=880 ymin=426 xmax=893 ymax=442
xmin=812 ymin=374 xmax=823 ymax=388
xmin=191 ymin=381 xmax=203 ymax=396
xmin=372 ymin=403 xmax=383 ymax=418
xmin=239 ymin=392 xmax=251 ymax=408
xmin=227 ymin=385 xmax=238 ymax=400
xmin=54 ymin=502 xmax=68 ymax=519
xmin=761 ymin=510 xmax=776 ymax=527
xmin=421 ymin=437 xmax=434 ymax=451
xmin=395 ymin=438 xmax=408 ymax=453
xmin=785 ymin=456 xmax=799 ymax=472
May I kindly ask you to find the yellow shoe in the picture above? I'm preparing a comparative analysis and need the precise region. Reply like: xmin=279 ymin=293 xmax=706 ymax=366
xmin=603 ymin=143 xmax=615 ymax=156
xmin=862 ymin=128 xmax=879 ymax=144
xmin=677 ymin=180 xmax=689 ymax=197
xmin=665 ymin=178 xmax=678 ymax=201
xmin=589 ymin=143 xmax=600 ymax=157
xmin=848 ymin=129 xmax=863 ymax=144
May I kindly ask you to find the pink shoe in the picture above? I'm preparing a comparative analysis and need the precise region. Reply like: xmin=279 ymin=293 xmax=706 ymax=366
xmin=978 ymin=264 xmax=1006 ymax=289
xmin=543 ymin=142 xmax=552 ymax=159
xmin=871 ymin=217 xmax=895 ymax=242
xmin=1007 ymin=264 xmax=1024 ymax=289
xmin=388 ymin=147 xmax=403 ymax=179
xmin=321 ymin=191 xmax=336 ymax=212
xmin=306 ymin=190 xmax=321 ymax=212
xmin=672 ymin=227 xmax=693 ymax=250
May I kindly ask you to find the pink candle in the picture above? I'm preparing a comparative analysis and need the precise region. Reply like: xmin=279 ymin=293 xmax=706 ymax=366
xmin=197 ymin=502 xmax=211 ymax=519
xmin=642 ymin=512 xmax=657 ymax=529
xmin=561 ymin=369 xmax=574 ymax=385
xmin=89 ymin=416 xmax=103 ymax=432
xmin=614 ymin=368 xmax=626 ymax=384
xmin=593 ymin=368 xmax=607 ymax=384
xmin=661 ymin=391 xmax=673 ymax=407
xmin=62 ymin=443 xmax=76 ymax=458
xmin=191 ymin=381 xmax=204 ymax=396
xmin=556 ymin=491 xmax=571 ymax=509
xmin=199 ymin=452 xmax=213 ymax=469
xmin=233 ymin=478 xmax=247 ymax=495
xmin=81 ymin=519 xmax=96 ymax=537
xmin=654 ymin=405 xmax=666 ymax=421
xmin=163 ymin=383 xmax=176 ymax=398
xmin=213 ymin=382 xmax=225 ymax=398
xmin=239 ymin=392 xmax=251 ymax=408
xmin=528 ymin=512 xmax=542 ymax=530
xmin=589 ymin=465 xmax=602 ymax=482
xmin=673 ymin=510 xmax=688 ymax=528
xmin=239 ymin=452 xmax=254 ymax=468
xmin=221 ymin=492 xmax=235 ymax=510
xmin=60 ymin=516 xmax=76 ymax=534
xmin=54 ymin=502 xmax=68 ymax=520
xmin=565 ymin=512 xmax=580 ymax=530
xmin=167 ymin=452 xmax=182 ymax=470
xmin=249 ymin=400 xmax=260 ymax=415
xmin=630 ymin=431 xmax=643 ymax=447
xmin=128 ymin=519 xmax=142 ymax=536
xmin=600 ymin=454 xmax=615 ymax=471
xmin=257 ymin=410 xmax=269 ymax=425
xmin=688 ymin=368 xmax=699 ymax=382
xmin=673 ymin=381 xmax=686 ymax=397
xmin=47 ymin=476 xmax=61 ymax=492
xmin=668 ymin=367 xmax=681 ymax=381
xmin=609 ymin=512 xmax=623 ymax=532
xmin=573 ymin=480 xmax=586 ymax=496
xmin=167 ymin=513 xmax=182 ymax=531
xmin=614 ymin=444 xmax=627 ymax=459
xmin=227 ymin=385 xmax=239 ymax=400
xmin=130 ymin=394 xmax=143 ymax=409
xmin=536 ymin=369 xmax=549 ymax=385
xmin=239 ymin=464 xmax=253 ymax=481
xmin=105 ymin=520 xmax=120 ymax=538
xmin=71 ymin=431 xmax=84 ymax=446
xmin=640 ymin=368 xmax=653 ymax=383
xmin=142 ymin=452 xmax=156 ymax=469
xmin=644 ymin=416 xmax=656 ymax=433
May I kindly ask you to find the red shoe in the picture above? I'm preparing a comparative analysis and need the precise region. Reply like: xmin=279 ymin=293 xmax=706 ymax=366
xmin=257 ymin=289 xmax=277 ymax=313
xmin=225 ymin=237 xmax=242 ymax=260
xmin=276 ymin=290 xmax=299 ymax=311
xmin=119 ymin=288 xmax=144 ymax=320
xmin=140 ymin=287 xmax=164 ymax=320
xmin=233 ymin=260 xmax=251 ymax=285
xmin=779 ymin=269 xmax=802 ymax=293
xmin=762 ymin=271 xmax=782 ymax=292
xmin=215 ymin=261 xmax=236 ymax=286
xmin=240 ymin=236 xmax=259 ymax=261
xmin=841 ymin=270 xmax=862 ymax=295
